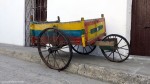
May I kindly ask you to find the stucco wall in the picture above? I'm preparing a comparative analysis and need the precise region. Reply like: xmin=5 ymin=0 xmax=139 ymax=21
xmin=0 ymin=0 xmax=132 ymax=49
xmin=47 ymin=0 xmax=130 ymax=56
xmin=126 ymin=0 xmax=132 ymax=42
xmin=0 ymin=0 xmax=25 ymax=46
xmin=47 ymin=0 xmax=128 ymax=36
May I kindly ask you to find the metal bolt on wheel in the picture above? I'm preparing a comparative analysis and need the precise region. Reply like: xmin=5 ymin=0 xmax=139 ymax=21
xmin=37 ymin=28 xmax=72 ymax=71
xmin=101 ymin=34 xmax=130 ymax=62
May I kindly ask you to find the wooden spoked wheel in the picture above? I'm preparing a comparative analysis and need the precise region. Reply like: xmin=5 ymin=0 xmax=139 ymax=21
xmin=101 ymin=34 xmax=130 ymax=62
xmin=72 ymin=42 xmax=96 ymax=55
xmin=37 ymin=28 xmax=72 ymax=71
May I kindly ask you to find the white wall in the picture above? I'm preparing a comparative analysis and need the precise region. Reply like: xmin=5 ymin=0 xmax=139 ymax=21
xmin=126 ymin=0 xmax=132 ymax=42
xmin=0 ymin=0 xmax=25 ymax=46
xmin=0 ymin=0 xmax=132 ymax=48
xmin=47 ymin=0 xmax=130 ymax=56
xmin=47 ymin=0 xmax=128 ymax=36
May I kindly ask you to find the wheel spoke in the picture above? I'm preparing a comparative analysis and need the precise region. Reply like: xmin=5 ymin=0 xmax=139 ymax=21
xmin=118 ymin=47 xmax=129 ymax=50
xmin=52 ymin=32 xmax=56 ymax=45
xmin=54 ymin=52 xmax=60 ymax=69
xmin=87 ymin=42 xmax=93 ymax=50
xmin=117 ymin=38 xmax=122 ymax=45
xmin=84 ymin=47 xmax=88 ymax=53
xmin=113 ymin=51 xmax=114 ymax=61
xmin=56 ymin=34 xmax=60 ymax=41
xmin=108 ymin=52 xmax=113 ymax=57
xmin=40 ymin=37 xmax=47 ymax=46
xmin=88 ymin=45 xmax=93 ymax=50
xmin=107 ymin=36 xmax=109 ymax=39
xmin=47 ymin=54 xmax=52 ymax=66
xmin=45 ymin=53 xmax=50 ymax=63
xmin=115 ymin=51 xmax=127 ymax=58
xmin=83 ymin=48 xmax=84 ymax=53
xmin=57 ymin=34 xmax=64 ymax=46
xmin=119 ymin=45 xmax=128 ymax=48
xmin=62 ymin=50 xmax=70 ymax=58
xmin=77 ymin=45 xmax=79 ymax=51
xmin=73 ymin=45 xmax=77 ymax=48
xmin=116 ymin=49 xmax=122 ymax=60
xmin=51 ymin=53 xmax=56 ymax=68
xmin=56 ymin=51 xmax=67 ymax=65
xmin=57 ymin=35 xmax=66 ymax=47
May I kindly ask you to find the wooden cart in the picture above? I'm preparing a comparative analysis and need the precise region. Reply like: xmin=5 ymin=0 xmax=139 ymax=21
xmin=30 ymin=15 xmax=130 ymax=71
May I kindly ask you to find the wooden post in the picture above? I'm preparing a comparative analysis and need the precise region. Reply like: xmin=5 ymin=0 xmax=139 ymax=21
xmin=81 ymin=17 xmax=84 ymax=21
xmin=57 ymin=16 xmax=60 ymax=22
xmin=81 ymin=17 xmax=86 ymax=47
xmin=101 ymin=14 xmax=104 ymax=18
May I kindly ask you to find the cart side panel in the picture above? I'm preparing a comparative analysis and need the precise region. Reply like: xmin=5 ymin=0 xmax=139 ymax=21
xmin=30 ymin=22 xmax=58 ymax=46
xmin=84 ymin=18 xmax=106 ymax=44
xmin=57 ymin=21 xmax=85 ymax=45
xmin=30 ymin=21 xmax=84 ymax=45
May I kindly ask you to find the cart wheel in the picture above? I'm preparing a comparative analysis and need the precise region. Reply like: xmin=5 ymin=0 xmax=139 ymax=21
xmin=100 ymin=34 xmax=130 ymax=62
xmin=37 ymin=28 xmax=73 ymax=71
xmin=72 ymin=43 xmax=96 ymax=55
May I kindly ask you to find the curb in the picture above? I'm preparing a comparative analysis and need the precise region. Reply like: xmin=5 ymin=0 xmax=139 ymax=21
xmin=0 ymin=48 xmax=41 ymax=63
xmin=0 ymin=47 xmax=150 ymax=84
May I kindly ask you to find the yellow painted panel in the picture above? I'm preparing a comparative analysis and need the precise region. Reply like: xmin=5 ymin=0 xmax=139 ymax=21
xmin=87 ymin=21 xmax=105 ymax=41
xmin=30 ymin=21 xmax=84 ymax=31
xmin=87 ymin=24 xmax=97 ymax=41
xmin=30 ymin=23 xmax=58 ymax=30
xmin=57 ymin=21 xmax=84 ymax=30
xmin=97 ymin=22 xmax=105 ymax=36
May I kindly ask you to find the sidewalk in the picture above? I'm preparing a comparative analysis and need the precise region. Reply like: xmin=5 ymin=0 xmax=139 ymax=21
xmin=0 ymin=43 xmax=150 ymax=84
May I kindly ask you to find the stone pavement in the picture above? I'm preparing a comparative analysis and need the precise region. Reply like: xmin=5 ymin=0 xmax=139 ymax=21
xmin=0 ymin=54 xmax=109 ymax=84
xmin=0 ymin=43 xmax=150 ymax=84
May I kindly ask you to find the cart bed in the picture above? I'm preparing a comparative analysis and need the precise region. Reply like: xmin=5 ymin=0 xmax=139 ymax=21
xmin=30 ymin=17 xmax=106 ymax=46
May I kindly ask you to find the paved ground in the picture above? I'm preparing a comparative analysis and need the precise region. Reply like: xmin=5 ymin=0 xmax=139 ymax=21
xmin=0 ymin=54 xmax=109 ymax=84
xmin=0 ymin=43 xmax=150 ymax=83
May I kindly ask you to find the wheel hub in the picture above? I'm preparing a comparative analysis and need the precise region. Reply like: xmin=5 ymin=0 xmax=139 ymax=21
xmin=48 ymin=48 xmax=54 ymax=53
xmin=48 ymin=46 xmax=59 ymax=53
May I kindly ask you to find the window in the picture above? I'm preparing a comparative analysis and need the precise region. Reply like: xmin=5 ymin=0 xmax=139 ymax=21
xmin=35 ymin=0 xmax=47 ymax=21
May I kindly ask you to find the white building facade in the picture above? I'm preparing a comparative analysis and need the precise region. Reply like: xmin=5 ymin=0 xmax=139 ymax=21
xmin=0 ymin=0 xmax=25 ymax=46
xmin=0 ymin=0 xmax=132 ymax=46
xmin=0 ymin=0 xmax=135 ymax=55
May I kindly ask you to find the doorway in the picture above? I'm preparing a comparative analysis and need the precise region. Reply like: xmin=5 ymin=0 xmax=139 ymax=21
xmin=131 ymin=0 xmax=150 ymax=56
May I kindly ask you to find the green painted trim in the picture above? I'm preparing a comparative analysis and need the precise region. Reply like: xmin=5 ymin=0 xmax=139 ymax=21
xmin=90 ymin=25 xmax=103 ymax=34
xmin=100 ymin=46 xmax=113 ymax=51
xmin=81 ymin=29 xmax=85 ymax=34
